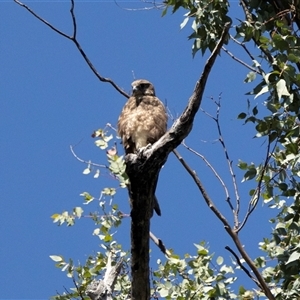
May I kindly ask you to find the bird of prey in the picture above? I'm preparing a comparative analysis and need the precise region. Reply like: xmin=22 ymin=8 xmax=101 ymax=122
xmin=117 ymin=79 xmax=168 ymax=216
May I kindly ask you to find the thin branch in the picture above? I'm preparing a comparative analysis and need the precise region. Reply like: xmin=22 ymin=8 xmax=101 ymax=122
xmin=70 ymin=145 xmax=108 ymax=169
xmin=237 ymin=138 xmax=276 ymax=232
xmin=173 ymin=149 xmax=275 ymax=300
xmin=230 ymin=35 xmax=265 ymax=75
xmin=225 ymin=246 xmax=261 ymax=288
xmin=114 ymin=0 xmax=165 ymax=11
xmin=222 ymin=45 xmax=261 ymax=74
xmin=173 ymin=149 xmax=231 ymax=228
xmin=14 ymin=0 xmax=72 ymax=39
xmin=150 ymin=231 xmax=170 ymax=257
xmin=213 ymin=97 xmax=241 ymax=228
xmin=72 ymin=277 xmax=85 ymax=300
xmin=239 ymin=0 xmax=275 ymax=66
xmin=14 ymin=0 xmax=129 ymax=99
xmin=70 ymin=0 xmax=77 ymax=39
xmin=230 ymin=35 xmax=256 ymax=61
xmin=179 ymin=143 xmax=233 ymax=211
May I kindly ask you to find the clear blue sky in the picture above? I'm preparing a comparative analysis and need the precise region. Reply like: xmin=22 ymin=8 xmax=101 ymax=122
xmin=1 ymin=1 xmax=274 ymax=298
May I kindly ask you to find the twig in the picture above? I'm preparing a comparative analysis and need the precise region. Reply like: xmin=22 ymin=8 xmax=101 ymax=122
xmin=114 ymin=0 xmax=165 ymax=11
xmin=150 ymin=231 xmax=170 ymax=257
xmin=14 ymin=0 xmax=129 ymax=99
xmin=172 ymin=149 xmax=275 ymax=300
xmin=213 ymin=97 xmax=241 ymax=229
xmin=173 ymin=149 xmax=230 ymax=227
xmin=225 ymin=246 xmax=261 ymax=288
xmin=237 ymin=138 xmax=276 ymax=232
xmin=222 ymin=46 xmax=261 ymax=74
xmin=179 ymin=143 xmax=233 ymax=211
xmin=230 ymin=35 xmax=265 ymax=76
xmin=70 ymin=145 xmax=108 ymax=169
xmin=72 ymin=277 xmax=85 ymax=300
xmin=239 ymin=0 xmax=275 ymax=66
xmin=230 ymin=35 xmax=256 ymax=61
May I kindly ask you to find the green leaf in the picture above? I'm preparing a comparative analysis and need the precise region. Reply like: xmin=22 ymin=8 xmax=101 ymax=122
xmin=216 ymin=256 xmax=224 ymax=265
xmin=50 ymin=255 xmax=64 ymax=262
xmin=252 ymin=106 xmax=258 ymax=115
xmin=242 ymin=168 xmax=257 ymax=182
xmin=276 ymin=79 xmax=290 ymax=99
xmin=180 ymin=17 xmax=189 ymax=29
xmin=237 ymin=160 xmax=248 ymax=170
xmin=237 ymin=112 xmax=247 ymax=119
xmin=161 ymin=6 xmax=168 ymax=17
xmin=159 ymin=287 xmax=169 ymax=297
xmin=244 ymin=71 xmax=256 ymax=83
xmin=73 ymin=207 xmax=83 ymax=218
xmin=254 ymin=85 xmax=269 ymax=99
xmin=83 ymin=167 xmax=91 ymax=175
xmin=286 ymin=251 xmax=300 ymax=265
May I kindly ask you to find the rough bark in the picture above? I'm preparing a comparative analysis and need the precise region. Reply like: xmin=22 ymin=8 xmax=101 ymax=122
xmin=86 ymin=255 xmax=123 ymax=300
xmin=126 ymin=22 xmax=231 ymax=300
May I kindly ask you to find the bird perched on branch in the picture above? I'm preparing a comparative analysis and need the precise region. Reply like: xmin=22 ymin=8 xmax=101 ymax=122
xmin=117 ymin=79 xmax=168 ymax=216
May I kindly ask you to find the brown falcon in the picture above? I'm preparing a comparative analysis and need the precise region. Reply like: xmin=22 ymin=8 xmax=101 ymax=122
xmin=117 ymin=79 xmax=168 ymax=216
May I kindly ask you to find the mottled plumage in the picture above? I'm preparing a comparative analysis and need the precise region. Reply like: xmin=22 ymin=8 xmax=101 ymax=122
xmin=118 ymin=79 xmax=167 ymax=154
xmin=117 ymin=79 xmax=167 ymax=216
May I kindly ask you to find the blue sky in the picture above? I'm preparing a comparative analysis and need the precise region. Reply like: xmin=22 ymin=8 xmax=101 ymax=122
xmin=1 ymin=1 xmax=275 ymax=298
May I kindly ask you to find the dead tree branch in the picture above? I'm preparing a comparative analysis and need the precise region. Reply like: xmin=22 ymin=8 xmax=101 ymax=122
xmin=225 ymin=246 xmax=261 ymax=288
xmin=150 ymin=231 xmax=170 ymax=257
xmin=180 ymin=142 xmax=232 ymax=210
xmin=14 ymin=0 xmax=129 ymax=99
xmin=212 ymin=97 xmax=240 ymax=228
xmin=237 ymin=138 xmax=274 ymax=233
xmin=222 ymin=46 xmax=261 ymax=74
xmin=172 ymin=149 xmax=275 ymax=300
xmin=70 ymin=145 xmax=108 ymax=169
xmin=125 ymin=22 xmax=231 ymax=300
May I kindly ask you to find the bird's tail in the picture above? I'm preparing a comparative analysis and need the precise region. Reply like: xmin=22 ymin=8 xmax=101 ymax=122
xmin=153 ymin=195 xmax=161 ymax=216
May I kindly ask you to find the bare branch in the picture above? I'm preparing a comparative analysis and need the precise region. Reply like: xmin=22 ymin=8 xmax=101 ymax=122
xmin=225 ymin=246 xmax=261 ymax=288
xmin=70 ymin=145 xmax=108 ymax=169
xmin=150 ymin=231 xmax=170 ymax=257
xmin=238 ymin=138 xmax=275 ymax=232
xmin=146 ymin=22 xmax=232 ymax=158
xmin=114 ymin=0 xmax=165 ymax=11
xmin=14 ymin=0 xmax=129 ymax=99
xmin=72 ymin=277 xmax=85 ymax=300
xmin=213 ymin=97 xmax=241 ymax=228
xmin=14 ymin=0 xmax=72 ymax=39
xmin=172 ymin=150 xmax=275 ymax=299
xmin=180 ymin=143 xmax=232 ymax=210
xmin=70 ymin=0 xmax=77 ymax=39
xmin=173 ymin=149 xmax=231 ymax=228
xmin=222 ymin=46 xmax=261 ymax=74
xmin=230 ymin=35 xmax=265 ymax=75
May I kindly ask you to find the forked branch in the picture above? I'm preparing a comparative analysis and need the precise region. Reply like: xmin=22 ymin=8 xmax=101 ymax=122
xmin=173 ymin=149 xmax=275 ymax=300
xmin=14 ymin=0 xmax=129 ymax=98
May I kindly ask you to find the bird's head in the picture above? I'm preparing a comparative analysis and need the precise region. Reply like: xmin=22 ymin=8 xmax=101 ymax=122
xmin=131 ymin=79 xmax=156 ymax=97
